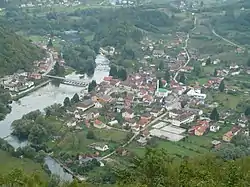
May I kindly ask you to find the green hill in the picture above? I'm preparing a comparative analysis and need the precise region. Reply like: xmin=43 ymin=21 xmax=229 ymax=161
xmin=0 ymin=25 xmax=44 ymax=76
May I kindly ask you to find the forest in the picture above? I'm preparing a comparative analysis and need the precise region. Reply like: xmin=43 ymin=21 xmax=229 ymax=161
xmin=0 ymin=23 xmax=44 ymax=76
xmin=2 ymin=148 xmax=250 ymax=187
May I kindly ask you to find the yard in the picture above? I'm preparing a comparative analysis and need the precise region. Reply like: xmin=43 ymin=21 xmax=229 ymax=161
xmin=0 ymin=150 xmax=47 ymax=179
xmin=53 ymin=127 xmax=129 ymax=154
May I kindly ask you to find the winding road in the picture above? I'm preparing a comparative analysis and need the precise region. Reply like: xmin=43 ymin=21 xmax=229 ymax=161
xmin=173 ymin=16 xmax=196 ymax=82
xmin=211 ymin=29 xmax=245 ymax=50
xmin=100 ymin=16 xmax=198 ymax=161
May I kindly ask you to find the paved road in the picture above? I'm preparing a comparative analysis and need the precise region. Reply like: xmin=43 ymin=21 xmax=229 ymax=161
xmin=173 ymin=17 xmax=196 ymax=82
xmin=42 ymin=52 xmax=56 ymax=76
xmin=100 ymin=112 xmax=169 ymax=160
xmin=212 ymin=29 xmax=244 ymax=50
xmin=173 ymin=33 xmax=191 ymax=82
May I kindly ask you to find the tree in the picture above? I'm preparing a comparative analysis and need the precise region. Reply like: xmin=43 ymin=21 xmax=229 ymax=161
xmin=86 ymin=130 xmax=95 ymax=139
xmin=88 ymin=80 xmax=97 ymax=93
xmin=164 ymin=69 xmax=171 ymax=83
xmin=48 ymin=175 xmax=60 ymax=187
xmin=63 ymin=97 xmax=71 ymax=107
xmin=200 ymin=1 xmax=204 ymax=7
xmin=47 ymin=38 xmax=53 ymax=48
xmin=193 ymin=64 xmax=202 ymax=77
xmin=71 ymin=93 xmax=80 ymax=104
xmin=206 ymin=57 xmax=211 ymax=65
xmin=214 ymin=69 xmax=218 ymax=77
xmin=158 ymin=60 xmax=164 ymax=70
xmin=247 ymin=58 xmax=250 ymax=67
xmin=28 ymin=124 xmax=48 ymax=144
xmin=245 ymin=106 xmax=250 ymax=117
xmin=54 ymin=61 xmax=65 ymax=76
xmin=219 ymin=80 xmax=225 ymax=92
xmin=210 ymin=108 xmax=219 ymax=121
xmin=109 ymin=65 xmax=118 ymax=77
xmin=117 ymin=68 xmax=127 ymax=81
xmin=179 ymin=73 xmax=186 ymax=84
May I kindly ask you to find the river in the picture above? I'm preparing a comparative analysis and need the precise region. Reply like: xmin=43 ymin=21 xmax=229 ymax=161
xmin=0 ymin=54 xmax=110 ymax=181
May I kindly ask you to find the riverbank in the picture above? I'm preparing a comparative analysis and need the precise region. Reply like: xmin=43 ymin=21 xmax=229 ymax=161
xmin=0 ymin=54 xmax=110 ymax=181
xmin=11 ymin=79 xmax=51 ymax=101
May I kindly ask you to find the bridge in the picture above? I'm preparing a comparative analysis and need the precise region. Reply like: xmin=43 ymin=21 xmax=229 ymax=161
xmin=44 ymin=75 xmax=88 ymax=87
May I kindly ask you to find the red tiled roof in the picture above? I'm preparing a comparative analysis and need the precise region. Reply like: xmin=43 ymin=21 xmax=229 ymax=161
xmin=94 ymin=119 xmax=103 ymax=125
xmin=104 ymin=76 xmax=113 ymax=81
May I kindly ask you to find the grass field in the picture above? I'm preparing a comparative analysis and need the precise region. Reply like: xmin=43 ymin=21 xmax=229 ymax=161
xmin=54 ymin=127 xmax=128 ymax=154
xmin=0 ymin=150 xmax=47 ymax=179
xmin=207 ymin=92 xmax=241 ymax=109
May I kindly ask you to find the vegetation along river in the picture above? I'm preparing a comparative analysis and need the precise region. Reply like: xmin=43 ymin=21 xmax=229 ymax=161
xmin=0 ymin=54 xmax=110 ymax=181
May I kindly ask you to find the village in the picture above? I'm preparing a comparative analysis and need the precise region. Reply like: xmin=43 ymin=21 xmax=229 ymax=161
xmin=51 ymin=29 xmax=250 ymax=165
xmin=0 ymin=44 xmax=63 ymax=96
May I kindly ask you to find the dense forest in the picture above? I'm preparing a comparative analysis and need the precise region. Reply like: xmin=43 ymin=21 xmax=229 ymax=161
xmin=0 ymin=23 xmax=44 ymax=76
xmin=3 ymin=148 xmax=250 ymax=187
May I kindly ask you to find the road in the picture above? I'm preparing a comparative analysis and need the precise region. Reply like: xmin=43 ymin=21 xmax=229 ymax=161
xmin=173 ymin=33 xmax=191 ymax=82
xmin=42 ymin=52 xmax=56 ymax=76
xmin=211 ymin=29 xmax=244 ymax=50
xmin=100 ymin=112 xmax=169 ymax=160
xmin=173 ymin=16 xmax=196 ymax=82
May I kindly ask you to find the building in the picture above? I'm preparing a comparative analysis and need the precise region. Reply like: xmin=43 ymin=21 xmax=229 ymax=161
xmin=153 ymin=49 xmax=165 ymax=58
xmin=122 ymin=109 xmax=134 ymax=119
xmin=171 ymin=112 xmax=195 ymax=126
xmin=187 ymin=89 xmax=206 ymax=99
xmin=223 ymin=126 xmax=241 ymax=142
xmin=94 ymin=119 xmax=106 ymax=129
xmin=210 ymin=125 xmax=220 ymax=132
xmin=155 ymin=79 xmax=171 ymax=97
xmin=76 ymin=99 xmax=95 ymax=111
xmin=94 ymin=143 xmax=109 ymax=152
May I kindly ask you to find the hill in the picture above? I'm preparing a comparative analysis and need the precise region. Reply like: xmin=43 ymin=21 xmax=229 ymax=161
xmin=0 ymin=24 xmax=44 ymax=76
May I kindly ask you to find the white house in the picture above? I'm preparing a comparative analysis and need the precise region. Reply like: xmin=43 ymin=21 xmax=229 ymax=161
xmin=94 ymin=144 xmax=109 ymax=152
xmin=210 ymin=125 xmax=220 ymax=132
xmin=108 ymin=120 xmax=119 ymax=126
xmin=187 ymin=89 xmax=206 ymax=99
xmin=171 ymin=112 xmax=195 ymax=126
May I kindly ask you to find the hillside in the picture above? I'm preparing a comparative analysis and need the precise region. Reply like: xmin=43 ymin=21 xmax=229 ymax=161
xmin=0 ymin=24 xmax=44 ymax=76
xmin=2 ymin=148 xmax=250 ymax=187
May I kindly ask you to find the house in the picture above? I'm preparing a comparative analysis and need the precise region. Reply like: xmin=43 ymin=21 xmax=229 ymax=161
xmin=122 ymin=109 xmax=134 ymax=119
xmin=187 ymin=89 xmax=206 ymax=99
xmin=141 ymin=113 xmax=152 ymax=121
xmin=103 ymin=76 xmax=113 ymax=82
xmin=150 ymin=108 xmax=163 ymax=117
xmin=223 ymin=126 xmax=241 ymax=142
xmin=108 ymin=120 xmax=118 ymax=126
xmin=92 ymin=94 xmax=112 ymax=103
xmin=29 ymin=73 xmax=42 ymax=80
xmin=211 ymin=140 xmax=221 ymax=149
xmin=76 ymin=99 xmax=95 ymax=111
xmin=94 ymin=119 xmax=106 ymax=129
xmin=94 ymin=101 xmax=103 ymax=108
xmin=223 ymin=131 xmax=233 ymax=142
xmin=137 ymin=137 xmax=147 ymax=146
xmin=171 ymin=112 xmax=195 ymax=126
xmin=132 ymin=124 xmax=140 ymax=132
xmin=194 ymin=124 xmax=209 ymax=136
xmin=210 ymin=125 xmax=220 ymax=132
xmin=123 ymin=118 xmax=137 ymax=128
xmin=94 ymin=143 xmax=109 ymax=152
xmin=153 ymin=49 xmax=165 ymax=58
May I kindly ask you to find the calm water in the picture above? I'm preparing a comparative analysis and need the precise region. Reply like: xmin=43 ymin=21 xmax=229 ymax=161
xmin=0 ymin=54 xmax=110 ymax=180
